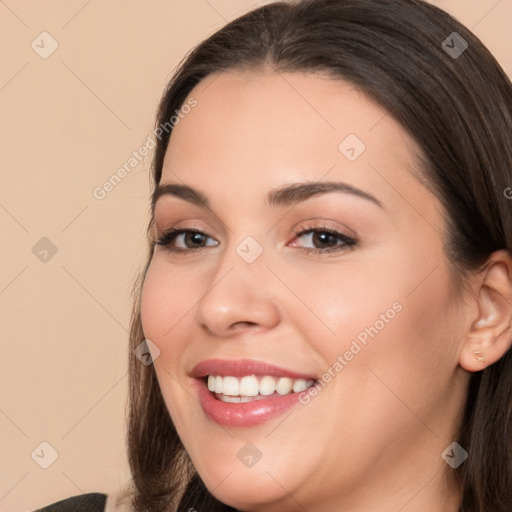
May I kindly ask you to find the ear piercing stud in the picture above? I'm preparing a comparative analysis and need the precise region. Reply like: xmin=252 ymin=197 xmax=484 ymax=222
xmin=474 ymin=350 xmax=485 ymax=364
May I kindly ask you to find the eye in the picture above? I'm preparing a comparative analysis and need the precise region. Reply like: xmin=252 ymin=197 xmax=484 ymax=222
xmin=289 ymin=226 xmax=357 ymax=254
xmin=155 ymin=228 xmax=218 ymax=253
xmin=155 ymin=225 xmax=357 ymax=255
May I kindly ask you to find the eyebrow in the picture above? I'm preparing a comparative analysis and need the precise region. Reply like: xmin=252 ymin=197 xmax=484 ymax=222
xmin=151 ymin=181 xmax=383 ymax=212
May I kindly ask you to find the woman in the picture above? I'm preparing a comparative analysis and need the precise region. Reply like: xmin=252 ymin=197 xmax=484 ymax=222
xmin=36 ymin=0 xmax=512 ymax=510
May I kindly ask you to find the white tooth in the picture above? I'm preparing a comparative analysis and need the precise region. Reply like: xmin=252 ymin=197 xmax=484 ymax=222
xmin=259 ymin=376 xmax=276 ymax=395
xmin=222 ymin=376 xmax=239 ymax=396
xmin=214 ymin=376 xmax=223 ymax=394
xmin=239 ymin=375 xmax=259 ymax=396
xmin=240 ymin=396 xmax=252 ymax=402
xmin=292 ymin=378 xmax=307 ymax=392
xmin=209 ymin=374 xmax=316 ymax=399
xmin=219 ymin=394 xmax=241 ymax=403
xmin=276 ymin=377 xmax=293 ymax=395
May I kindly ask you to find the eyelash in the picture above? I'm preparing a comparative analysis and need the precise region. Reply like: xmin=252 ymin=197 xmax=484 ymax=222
xmin=155 ymin=225 xmax=357 ymax=255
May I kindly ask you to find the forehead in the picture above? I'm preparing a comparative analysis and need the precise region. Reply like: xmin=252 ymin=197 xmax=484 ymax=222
xmin=160 ymin=70 xmax=435 ymax=224
xmin=167 ymin=70 xmax=396 ymax=158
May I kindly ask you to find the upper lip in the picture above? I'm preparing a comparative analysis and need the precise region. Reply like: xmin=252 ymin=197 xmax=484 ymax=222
xmin=191 ymin=358 xmax=318 ymax=380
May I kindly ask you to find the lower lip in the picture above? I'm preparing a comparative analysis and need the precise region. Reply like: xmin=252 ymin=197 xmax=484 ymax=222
xmin=194 ymin=378 xmax=305 ymax=427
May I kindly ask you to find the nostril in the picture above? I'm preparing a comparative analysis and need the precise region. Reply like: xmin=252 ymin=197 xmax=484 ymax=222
xmin=234 ymin=321 xmax=257 ymax=328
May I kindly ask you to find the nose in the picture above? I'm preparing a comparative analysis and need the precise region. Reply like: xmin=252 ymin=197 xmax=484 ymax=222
xmin=194 ymin=247 xmax=281 ymax=338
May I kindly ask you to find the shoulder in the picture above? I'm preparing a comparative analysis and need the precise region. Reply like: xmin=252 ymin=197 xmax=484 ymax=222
xmin=33 ymin=492 xmax=107 ymax=512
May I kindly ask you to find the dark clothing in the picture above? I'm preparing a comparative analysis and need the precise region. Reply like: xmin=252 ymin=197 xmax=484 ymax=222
xmin=34 ymin=492 xmax=107 ymax=512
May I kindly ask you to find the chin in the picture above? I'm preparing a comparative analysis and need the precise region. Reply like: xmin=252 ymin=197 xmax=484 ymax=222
xmin=186 ymin=450 xmax=294 ymax=510
xmin=206 ymin=473 xmax=289 ymax=512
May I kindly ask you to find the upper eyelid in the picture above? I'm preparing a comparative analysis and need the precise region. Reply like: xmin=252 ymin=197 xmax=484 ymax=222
xmin=153 ymin=188 xmax=375 ymax=236
xmin=154 ymin=214 xmax=357 ymax=237
xmin=155 ymin=223 xmax=352 ymax=238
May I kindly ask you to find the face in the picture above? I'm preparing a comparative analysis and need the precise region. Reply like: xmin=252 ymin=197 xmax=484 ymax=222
xmin=141 ymin=70 xmax=470 ymax=511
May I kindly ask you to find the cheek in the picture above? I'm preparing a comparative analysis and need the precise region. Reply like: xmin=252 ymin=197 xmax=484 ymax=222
xmin=282 ymin=255 xmax=407 ymax=366
xmin=341 ymin=248 xmax=460 ymax=411
xmin=307 ymin=240 xmax=456 ymax=388
xmin=140 ymin=259 xmax=198 ymax=347
xmin=140 ymin=266 xmax=165 ymax=345
xmin=139 ymin=262 xmax=198 ymax=425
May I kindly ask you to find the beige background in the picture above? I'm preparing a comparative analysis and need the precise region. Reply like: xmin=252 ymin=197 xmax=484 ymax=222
xmin=0 ymin=1 xmax=510 ymax=510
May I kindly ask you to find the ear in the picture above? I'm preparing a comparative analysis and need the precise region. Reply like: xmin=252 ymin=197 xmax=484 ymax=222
xmin=459 ymin=249 xmax=512 ymax=372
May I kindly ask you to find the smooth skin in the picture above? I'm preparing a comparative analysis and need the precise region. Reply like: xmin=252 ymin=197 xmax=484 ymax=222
xmin=140 ymin=70 xmax=512 ymax=512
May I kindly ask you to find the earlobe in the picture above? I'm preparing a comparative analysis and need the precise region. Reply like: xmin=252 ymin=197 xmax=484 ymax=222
xmin=459 ymin=334 xmax=491 ymax=373
xmin=458 ymin=250 xmax=512 ymax=373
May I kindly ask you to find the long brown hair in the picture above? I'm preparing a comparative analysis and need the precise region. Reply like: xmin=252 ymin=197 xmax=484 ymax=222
xmin=122 ymin=1 xmax=512 ymax=510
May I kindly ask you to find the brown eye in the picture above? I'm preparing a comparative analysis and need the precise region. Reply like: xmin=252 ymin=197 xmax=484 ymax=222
xmin=156 ymin=229 xmax=218 ymax=252
xmin=290 ymin=227 xmax=357 ymax=254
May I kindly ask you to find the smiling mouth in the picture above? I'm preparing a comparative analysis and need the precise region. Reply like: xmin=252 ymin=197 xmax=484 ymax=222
xmin=205 ymin=374 xmax=318 ymax=403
